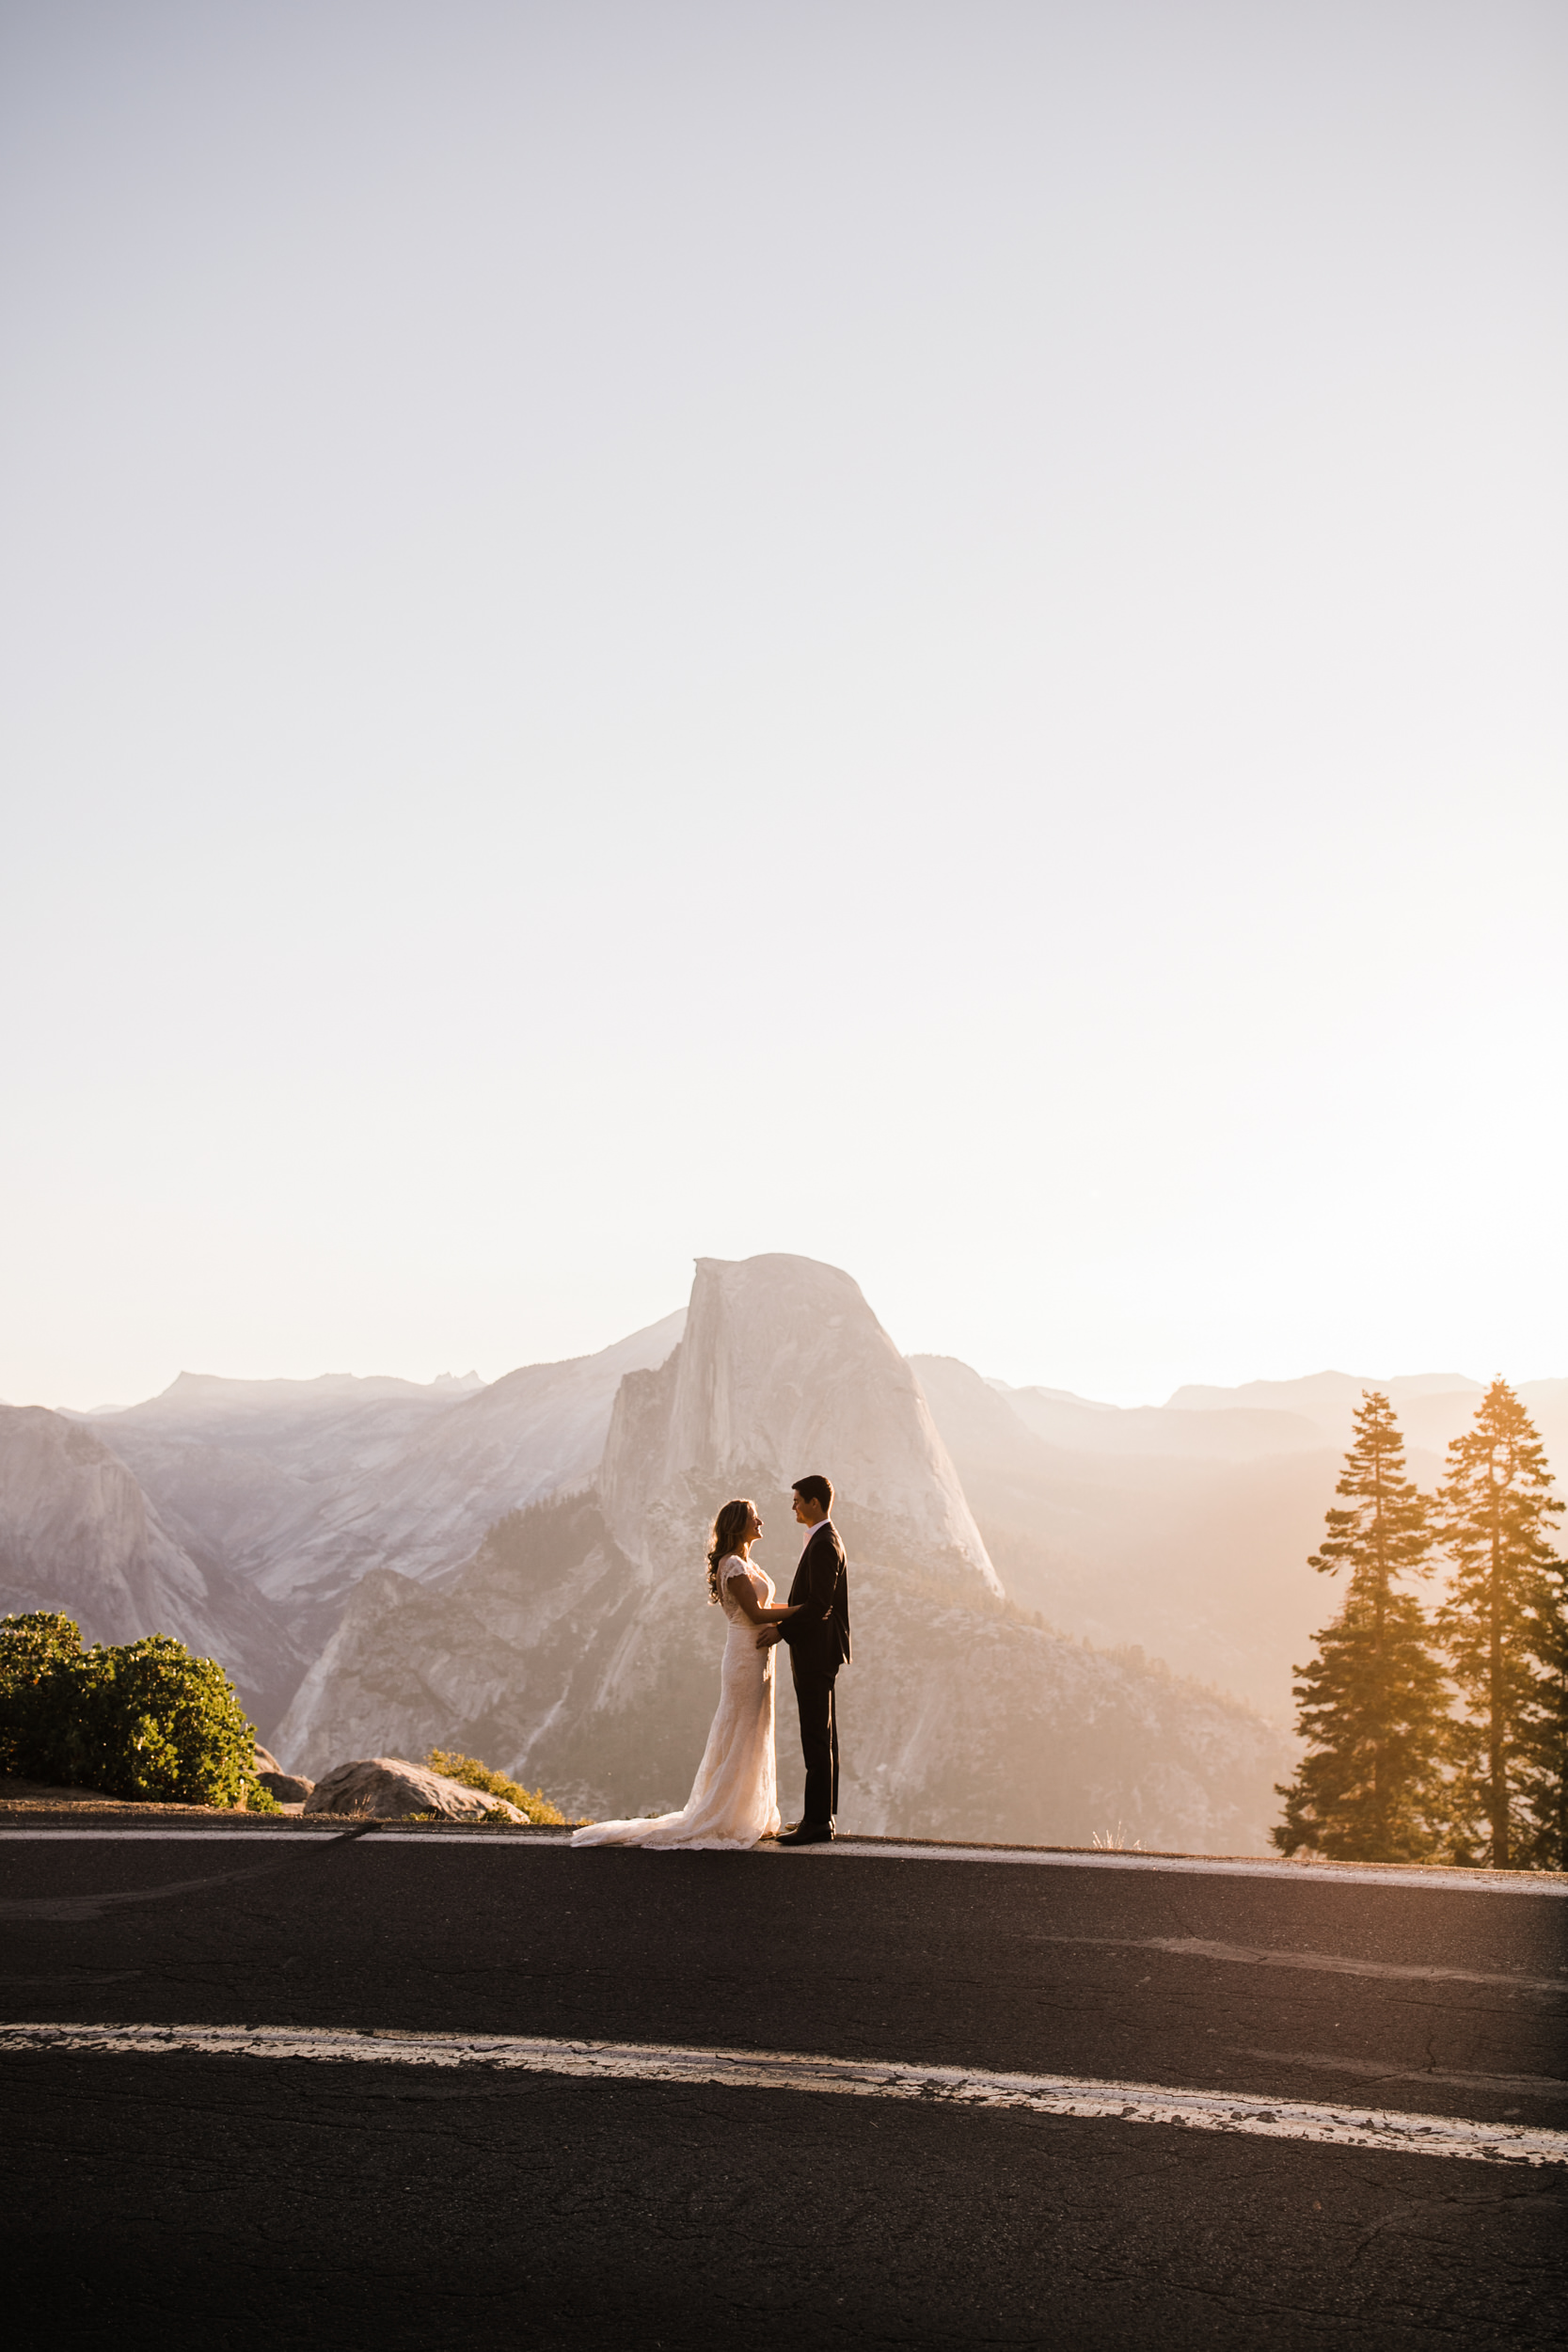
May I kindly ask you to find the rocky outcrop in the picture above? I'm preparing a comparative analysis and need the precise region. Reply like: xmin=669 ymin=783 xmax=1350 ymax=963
xmin=302 ymin=1756 xmax=527 ymax=1821
xmin=251 ymin=1740 xmax=311 ymax=1798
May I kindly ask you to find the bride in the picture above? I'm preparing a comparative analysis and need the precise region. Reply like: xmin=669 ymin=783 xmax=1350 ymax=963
xmin=571 ymin=1499 xmax=799 ymax=1850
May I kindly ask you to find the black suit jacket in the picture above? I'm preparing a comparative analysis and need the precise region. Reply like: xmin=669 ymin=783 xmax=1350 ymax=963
xmin=779 ymin=1521 xmax=851 ymax=1674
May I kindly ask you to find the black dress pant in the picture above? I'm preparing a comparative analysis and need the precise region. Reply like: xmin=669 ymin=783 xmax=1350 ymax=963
xmin=790 ymin=1653 xmax=840 ymax=1825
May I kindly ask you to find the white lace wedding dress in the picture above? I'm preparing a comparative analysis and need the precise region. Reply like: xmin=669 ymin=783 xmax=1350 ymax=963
xmin=570 ymin=1555 xmax=782 ymax=1850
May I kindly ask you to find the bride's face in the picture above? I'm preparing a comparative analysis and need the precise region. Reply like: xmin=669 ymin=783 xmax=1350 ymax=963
xmin=744 ymin=1502 xmax=763 ymax=1544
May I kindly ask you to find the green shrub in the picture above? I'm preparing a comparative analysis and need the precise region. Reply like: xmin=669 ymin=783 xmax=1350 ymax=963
xmin=425 ymin=1747 xmax=567 ymax=1825
xmin=0 ymin=1614 xmax=262 ymax=1808
xmin=0 ymin=1612 xmax=84 ymax=1779
xmin=69 ymin=1635 xmax=257 ymax=1805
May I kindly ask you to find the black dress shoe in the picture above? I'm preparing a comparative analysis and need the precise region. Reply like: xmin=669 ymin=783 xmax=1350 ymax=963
xmin=774 ymin=1820 xmax=834 ymax=1846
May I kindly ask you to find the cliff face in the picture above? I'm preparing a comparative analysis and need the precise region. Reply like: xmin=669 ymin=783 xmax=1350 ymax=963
xmin=0 ymin=1405 xmax=299 ymax=1722
xmin=276 ymin=1257 xmax=1289 ymax=1851
xmin=599 ymin=1256 xmax=999 ymax=1592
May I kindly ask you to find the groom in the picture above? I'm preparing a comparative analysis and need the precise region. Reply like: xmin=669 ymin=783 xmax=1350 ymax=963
xmin=757 ymin=1473 xmax=850 ymax=1845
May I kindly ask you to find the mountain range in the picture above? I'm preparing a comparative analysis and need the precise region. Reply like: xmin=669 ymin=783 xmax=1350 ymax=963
xmin=4 ymin=1255 xmax=1560 ymax=1851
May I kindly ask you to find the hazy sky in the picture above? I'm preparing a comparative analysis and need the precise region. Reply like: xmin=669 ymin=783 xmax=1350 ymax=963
xmin=3 ymin=1 xmax=1564 ymax=1409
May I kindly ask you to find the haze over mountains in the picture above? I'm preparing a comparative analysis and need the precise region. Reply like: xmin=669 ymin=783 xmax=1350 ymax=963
xmin=31 ymin=1316 xmax=686 ymax=1724
xmin=3 ymin=1254 xmax=1560 ymax=1851
xmin=913 ymin=1361 xmax=1567 ymax=1720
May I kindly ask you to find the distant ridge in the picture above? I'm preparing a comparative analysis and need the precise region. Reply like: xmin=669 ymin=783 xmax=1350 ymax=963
xmin=1161 ymin=1371 xmax=1567 ymax=1469
xmin=1166 ymin=1371 xmax=1483 ymax=1422
xmin=118 ymin=1369 xmax=482 ymax=1413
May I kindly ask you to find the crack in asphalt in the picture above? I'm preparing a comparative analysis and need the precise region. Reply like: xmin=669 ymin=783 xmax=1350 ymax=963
xmin=0 ymin=1827 xmax=374 ymax=1919
xmin=1032 ymin=1933 xmax=1567 ymax=1996
xmin=1237 ymin=2048 xmax=1568 ymax=2101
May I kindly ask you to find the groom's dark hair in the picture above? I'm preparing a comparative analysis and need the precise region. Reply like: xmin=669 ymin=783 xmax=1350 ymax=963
xmin=793 ymin=1473 xmax=833 ymax=1514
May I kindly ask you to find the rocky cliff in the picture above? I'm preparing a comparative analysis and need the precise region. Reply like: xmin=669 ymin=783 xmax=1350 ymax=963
xmin=0 ymin=1404 xmax=298 ymax=1722
xmin=599 ymin=1256 xmax=998 ymax=1591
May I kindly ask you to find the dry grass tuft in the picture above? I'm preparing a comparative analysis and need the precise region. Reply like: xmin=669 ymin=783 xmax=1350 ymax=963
xmin=426 ymin=1749 xmax=568 ymax=1825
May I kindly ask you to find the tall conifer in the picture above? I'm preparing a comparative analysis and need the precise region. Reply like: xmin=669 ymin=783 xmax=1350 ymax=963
xmin=1273 ymin=1391 xmax=1446 ymax=1862
xmin=1524 ymin=1543 xmax=1568 ymax=1871
xmin=1434 ymin=1379 xmax=1565 ymax=1868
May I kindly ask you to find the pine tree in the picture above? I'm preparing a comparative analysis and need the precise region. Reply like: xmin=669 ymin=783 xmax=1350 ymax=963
xmin=1434 ymin=1379 xmax=1565 ymax=1869
xmin=1273 ymin=1391 xmax=1447 ymax=1862
xmin=1523 ymin=1544 xmax=1568 ymax=1871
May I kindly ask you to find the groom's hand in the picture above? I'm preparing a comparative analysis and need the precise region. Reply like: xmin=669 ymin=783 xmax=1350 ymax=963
xmin=756 ymin=1625 xmax=784 ymax=1650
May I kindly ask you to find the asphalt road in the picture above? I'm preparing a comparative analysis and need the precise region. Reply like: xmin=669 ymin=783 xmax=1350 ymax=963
xmin=2 ymin=1827 xmax=1564 ymax=2348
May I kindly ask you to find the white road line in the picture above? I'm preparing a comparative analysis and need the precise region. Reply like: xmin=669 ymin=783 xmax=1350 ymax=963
xmin=0 ymin=1830 xmax=351 ymax=1842
xmin=3 ymin=2022 xmax=1562 ymax=2167
xmin=2 ymin=1827 xmax=1564 ymax=1896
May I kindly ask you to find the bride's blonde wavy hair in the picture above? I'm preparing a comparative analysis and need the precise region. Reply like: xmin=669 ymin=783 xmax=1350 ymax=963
xmin=705 ymin=1499 xmax=754 ymax=1603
